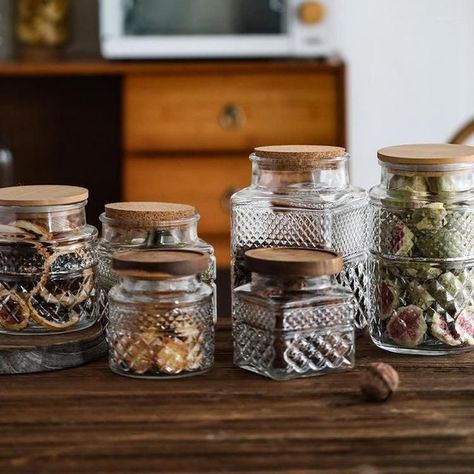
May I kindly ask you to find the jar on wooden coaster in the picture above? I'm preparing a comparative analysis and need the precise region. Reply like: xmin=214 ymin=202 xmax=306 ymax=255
xmin=97 ymin=202 xmax=216 ymax=320
xmin=233 ymin=248 xmax=355 ymax=380
xmin=231 ymin=145 xmax=369 ymax=330
xmin=0 ymin=185 xmax=98 ymax=334
xmin=369 ymin=144 xmax=474 ymax=354
xmin=107 ymin=250 xmax=214 ymax=379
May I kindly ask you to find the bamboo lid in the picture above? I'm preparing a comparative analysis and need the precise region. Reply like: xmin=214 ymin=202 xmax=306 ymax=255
xmin=112 ymin=249 xmax=208 ymax=279
xmin=0 ymin=185 xmax=88 ymax=206
xmin=254 ymin=145 xmax=346 ymax=160
xmin=245 ymin=248 xmax=343 ymax=276
xmin=378 ymin=144 xmax=474 ymax=165
xmin=105 ymin=202 xmax=196 ymax=226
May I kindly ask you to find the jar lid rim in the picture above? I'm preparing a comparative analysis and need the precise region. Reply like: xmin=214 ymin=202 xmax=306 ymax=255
xmin=378 ymin=144 xmax=474 ymax=165
xmin=0 ymin=185 xmax=88 ymax=206
xmin=112 ymin=249 xmax=208 ymax=279
xmin=254 ymin=145 xmax=346 ymax=160
xmin=245 ymin=247 xmax=343 ymax=276
xmin=105 ymin=202 xmax=196 ymax=225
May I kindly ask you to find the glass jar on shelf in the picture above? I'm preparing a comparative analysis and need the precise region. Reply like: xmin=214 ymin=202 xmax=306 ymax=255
xmin=0 ymin=185 xmax=98 ymax=334
xmin=107 ymin=249 xmax=214 ymax=379
xmin=233 ymin=247 xmax=355 ymax=380
xmin=231 ymin=145 xmax=369 ymax=330
xmin=97 ymin=202 xmax=216 ymax=321
xmin=369 ymin=144 xmax=474 ymax=354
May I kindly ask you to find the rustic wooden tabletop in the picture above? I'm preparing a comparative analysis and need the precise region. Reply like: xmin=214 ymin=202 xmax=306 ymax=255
xmin=1 ymin=324 xmax=473 ymax=474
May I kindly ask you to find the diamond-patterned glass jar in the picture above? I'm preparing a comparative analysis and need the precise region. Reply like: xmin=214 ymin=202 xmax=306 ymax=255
xmin=108 ymin=249 xmax=214 ymax=378
xmin=0 ymin=185 xmax=98 ymax=334
xmin=231 ymin=145 xmax=369 ymax=329
xmin=233 ymin=248 xmax=355 ymax=380
xmin=369 ymin=144 xmax=474 ymax=354
xmin=98 ymin=202 xmax=216 ymax=321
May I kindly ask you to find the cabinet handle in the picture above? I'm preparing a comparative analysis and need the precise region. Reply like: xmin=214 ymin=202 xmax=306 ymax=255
xmin=218 ymin=104 xmax=245 ymax=130
xmin=220 ymin=186 xmax=239 ymax=212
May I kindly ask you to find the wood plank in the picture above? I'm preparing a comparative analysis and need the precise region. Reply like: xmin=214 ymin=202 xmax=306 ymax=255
xmin=124 ymin=70 xmax=340 ymax=152
xmin=0 ymin=325 xmax=472 ymax=473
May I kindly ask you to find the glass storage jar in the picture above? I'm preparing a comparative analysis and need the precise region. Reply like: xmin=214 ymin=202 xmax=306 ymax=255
xmin=0 ymin=185 xmax=98 ymax=334
xmin=98 ymin=202 xmax=216 ymax=320
xmin=369 ymin=144 xmax=474 ymax=355
xmin=107 ymin=249 xmax=214 ymax=378
xmin=233 ymin=248 xmax=355 ymax=380
xmin=231 ymin=145 xmax=369 ymax=329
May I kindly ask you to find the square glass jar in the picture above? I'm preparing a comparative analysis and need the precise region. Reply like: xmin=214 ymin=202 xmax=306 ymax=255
xmin=233 ymin=248 xmax=355 ymax=380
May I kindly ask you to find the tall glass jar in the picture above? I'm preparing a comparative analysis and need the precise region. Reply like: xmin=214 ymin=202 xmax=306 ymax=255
xmin=0 ymin=185 xmax=98 ymax=334
xmin=233 ymin=248 xmax=355 ymax=380
xmin=369 ymin=144 xmax=474 ymax=354
xmin=97 ymin=202 xmax=216 ymax=320
xmin=107 ymin=249 xmax=214 ymax=378
xmin=231 ymin=145 xmax=369 ymax=329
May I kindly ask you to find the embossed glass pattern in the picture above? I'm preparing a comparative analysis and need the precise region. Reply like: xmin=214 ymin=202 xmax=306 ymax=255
xmin=368 ymin=145 xmax=474 ymax=354
xmin=234 ymin=274 xmax=355 ymax=380
xmin=231 ymin=149 xmax=369 ymax=329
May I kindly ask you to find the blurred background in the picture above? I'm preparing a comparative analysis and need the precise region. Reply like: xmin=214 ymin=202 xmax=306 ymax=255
xmin=0 ymin=0 xmax=472 ymax=312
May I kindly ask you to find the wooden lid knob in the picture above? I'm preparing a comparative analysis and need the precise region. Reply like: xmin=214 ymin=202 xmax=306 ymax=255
xmin=298 ymin=1 xmax=326 ymax=25
xmin=245 ymin=248 xmax=343 ymax=277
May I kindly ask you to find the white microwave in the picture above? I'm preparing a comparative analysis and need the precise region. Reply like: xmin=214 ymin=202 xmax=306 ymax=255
xmin=99 ymin=0 xmax=332 ymax=59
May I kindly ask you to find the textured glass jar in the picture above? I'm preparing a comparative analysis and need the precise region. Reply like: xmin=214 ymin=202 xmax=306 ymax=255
xmin=231 ymin=145 xmax=369 ymax=329
xmin=98 ymin=202 xmax=216 ymax=320
xmin=369 ymin=144 xmax=474 ymax=355
xmin=233 ymin=248 xmax=355 ymax=380
xmin=108 ymin=249 xmax=214 ymax=378
xmin=0 ymin=185 xmax=98 ymax=334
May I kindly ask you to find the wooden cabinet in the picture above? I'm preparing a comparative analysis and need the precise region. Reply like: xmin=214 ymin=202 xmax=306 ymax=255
xmin=123 ymin=60 xmax=346 ymax=267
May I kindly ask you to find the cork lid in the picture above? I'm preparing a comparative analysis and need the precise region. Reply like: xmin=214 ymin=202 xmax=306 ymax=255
xmin=112 ymin=249 xmax=208 ymax=279
xmin=245 ymin=248 xmax=343 ymax=276
xmin=0 ymin=185 xmax=88 ymax=206
xmin=378 ymin=144 xmax=474 ymax=165
xmin=105 ymin=202 xmax=196 ymax=226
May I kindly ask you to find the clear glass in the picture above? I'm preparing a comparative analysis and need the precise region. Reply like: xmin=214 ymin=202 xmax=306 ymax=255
xmin=97 ymin=213 xmax=216 ymax=321
xmin=108 ymin=274 xmax=214 ymax=378
xmin=231 ymin=152 xmax=369 ymax=329
xmin=368 ymin=161 xmax=474 ymax=354
xmin=233 ymin=273 xmax=355 ymax=380
xmin=0 ymin=201 xmax=98 ymax=334
xmin=124 ymin=0 xmax=286 ymax=36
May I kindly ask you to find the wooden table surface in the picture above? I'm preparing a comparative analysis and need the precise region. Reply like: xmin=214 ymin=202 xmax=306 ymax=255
xmin=1 ymin=324 xmax=473 ymax=474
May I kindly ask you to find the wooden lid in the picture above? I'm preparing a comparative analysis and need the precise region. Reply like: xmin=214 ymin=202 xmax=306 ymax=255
xmin=245 ymin=248 xmax=343 ymax=276
xmin=378 ymin=144 xmax=474 ymax=165
xmin=0 ymin=185 xmax=88 ymax=206
xmin=112 ymin=249 xmax=208 ymax=279
xmin=105 ymin=202 xmax=196 ymax=226
xmin=254 ymin=145 xmax=346 ymax=160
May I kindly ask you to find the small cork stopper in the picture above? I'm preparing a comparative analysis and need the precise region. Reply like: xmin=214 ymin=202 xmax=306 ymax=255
xmin=253 ymin=145 xmax=346 ymax=171
xmin=112 ymin=249 xmax=208 ymax=279
xmin=245 ymin=248 xmax=343 ymax=277
xmin=105 ymin=202 xmax=196 ymax=226
xmin=378 ymin=144 xmax=474 ymax=165
xmin=0 ymin=185 xmax=88 ymax=206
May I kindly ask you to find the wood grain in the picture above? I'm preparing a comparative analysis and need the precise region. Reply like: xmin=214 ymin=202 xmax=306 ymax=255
xmin=124 ymin=71 xmax=340 ymax=152
xmin=0 ymin=325 xmax=472 ymax=473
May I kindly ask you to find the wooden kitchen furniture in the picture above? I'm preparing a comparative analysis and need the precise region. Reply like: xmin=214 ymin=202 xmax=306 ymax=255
xmin=0 ymin=58 xmax=345 ymax=267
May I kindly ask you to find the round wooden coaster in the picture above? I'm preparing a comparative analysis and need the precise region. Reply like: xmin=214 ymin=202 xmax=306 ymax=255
xmin=0 ymin=322 xmax=107 ymax=374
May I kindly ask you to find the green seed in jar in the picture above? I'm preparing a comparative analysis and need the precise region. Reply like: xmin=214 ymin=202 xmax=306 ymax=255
xmin=430 ymin=312 xmax=462 ymax=346
xmin=415 ymin=228 xmax=464 ymax=259
xmin=411 ymin=202 xmax=447 ymax=231
xmin=407 ymin=282 xmax=435 ymax=309
xmin=403 ymin=263 xmax=442 ymax=280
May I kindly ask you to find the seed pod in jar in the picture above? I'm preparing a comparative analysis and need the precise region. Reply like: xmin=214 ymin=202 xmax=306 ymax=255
xmin=415 ymin=228 xmax=464 ymax=259
xmin=411 ymin=202 xmax=447 ymax=231
xmin=387 ymin=305 xmax=427 ymax=347
xmin=430 ymin=312 xmax=462 ymax=346
xmin=454 ymin=307 xmax=474 ymax=346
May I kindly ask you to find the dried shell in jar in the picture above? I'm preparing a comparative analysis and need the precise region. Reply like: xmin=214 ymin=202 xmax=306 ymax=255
xmin=28 ymin=295 xmax=79 ymax=330
xmin=154 ymin=338 xmax=191 ymax=375
xmin=114 ymin=335 xmax=154 ymax=375
xmin=0 ymin=290 xmax=30 ymax=331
